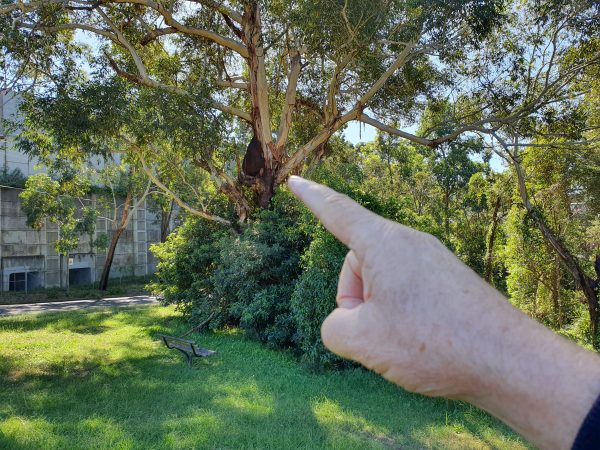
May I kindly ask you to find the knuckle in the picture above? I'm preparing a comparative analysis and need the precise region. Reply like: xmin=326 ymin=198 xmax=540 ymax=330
xmin=324 ymin=192 xmax=351 ymax=208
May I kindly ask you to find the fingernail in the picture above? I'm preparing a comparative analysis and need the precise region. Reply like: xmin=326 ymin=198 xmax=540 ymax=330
xmin=288 ymin=175 xmax=304 ymax=192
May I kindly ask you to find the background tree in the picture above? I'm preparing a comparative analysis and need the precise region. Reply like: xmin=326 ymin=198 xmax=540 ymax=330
xmin=95 ymin=165 xmax=152 ymax=290
xmin=410 ymin=0 xmax=600 ymax=343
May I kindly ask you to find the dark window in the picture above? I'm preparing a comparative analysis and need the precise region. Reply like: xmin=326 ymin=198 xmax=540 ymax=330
xmin=9 ymin=272 xmax=26 ymax=291
xmin=27 ymin=272 xmax=43 ymax=290
xmin=69 ymin=268 xmax=92 ymax=286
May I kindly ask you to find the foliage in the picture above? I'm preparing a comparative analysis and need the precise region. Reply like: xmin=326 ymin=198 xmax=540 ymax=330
xmin=151 ymin=189 xmax=309 ymax=348
xmin=290 ymin=226 xmax=349 ymax=369
xmin=0 ymin=167 xmax=26 ymax=188
xmin=19 ymin=173 xmax=97 ymax=256
xmin=501 ymin=146 xmax=600 ymax=345
xmin=149 ymin=216 xmax=226 ymax=318
xmin=212 ymin=191 xmax=309 ymax=347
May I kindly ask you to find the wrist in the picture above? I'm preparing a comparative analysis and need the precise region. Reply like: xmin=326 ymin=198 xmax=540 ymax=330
xmin=462 ymin=295 xmax=600 ymax=449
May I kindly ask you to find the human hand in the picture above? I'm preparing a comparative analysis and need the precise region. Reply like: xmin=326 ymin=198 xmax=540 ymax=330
xmin=288 ymin=175 xmax=511 ymax=397
xmin=288 ymin=175 xmax=600 ymax=449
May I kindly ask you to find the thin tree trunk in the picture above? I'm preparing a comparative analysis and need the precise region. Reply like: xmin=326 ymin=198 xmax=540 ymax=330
xmin=98 ymin=192 xmax=132 ymax=291
xmin=552 ymin=258 xmax=563 ymax=328
xmin=444 ymin=190 xmax=450 ymax=239
xmin=484 ymin=196 xmax=502 ymax=283
xmin=511 ymin=156 xmax=600 ymax=345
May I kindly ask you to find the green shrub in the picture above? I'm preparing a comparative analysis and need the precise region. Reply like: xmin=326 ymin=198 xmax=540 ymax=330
xmin=212 ymin=192 xmax=309 ymax=347
xmin=290 ymin=172 xmax=397 ymax=370
xmin=150 ymin=190 xmax=309 ymax=347
xmin=149 ymin=217 xmax=226 ymax=323
xmin=291 ymin=226 xmax=351 ymax=369
xmin=46 ymin=288 xmax=60 ymax=299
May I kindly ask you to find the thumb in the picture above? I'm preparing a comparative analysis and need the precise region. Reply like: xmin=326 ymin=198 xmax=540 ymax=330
xmin=321 ymin=304 xmax=373 ymax=362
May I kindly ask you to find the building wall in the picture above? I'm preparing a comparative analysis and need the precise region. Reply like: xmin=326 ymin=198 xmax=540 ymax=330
xmin=0 ymin=90 xmax=171 ymax=292
xmin=0 ymin=186 xmax=165 ymax=291
xmin=1 ymin=90 xmax=41 ymax=177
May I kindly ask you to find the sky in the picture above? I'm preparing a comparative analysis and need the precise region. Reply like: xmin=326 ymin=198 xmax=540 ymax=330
xmin=343 ymin=120 xmax=506 ymax=172
xmin=343 ymin=121 xmax=378 ymax=144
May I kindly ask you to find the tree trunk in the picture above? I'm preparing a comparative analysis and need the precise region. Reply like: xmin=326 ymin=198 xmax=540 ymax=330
xmin=511 ymin=156 xmax=600 ymax=345
xmin=552 ymin=258 xmax=563 ymax=328
xmin=484 ymin=196 xmax=502 ymax=283
xmin=444 ymin=190 xmax=450 ymax=239
xmin=98 ymin=192 xmax=132 ymax=291
xmin=242 ymin=1 xmax=278 ymax=210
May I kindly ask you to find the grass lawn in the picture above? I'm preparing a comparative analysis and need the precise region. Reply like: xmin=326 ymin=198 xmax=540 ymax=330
xmin=0 ymin=306 xmax=529 ymax=449
xmin=0 ymin=276 xmax=153 ymax=306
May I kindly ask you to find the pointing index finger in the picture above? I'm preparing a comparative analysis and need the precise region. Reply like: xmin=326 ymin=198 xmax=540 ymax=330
xmin=288 ymin=176 xmax=378 ymax=256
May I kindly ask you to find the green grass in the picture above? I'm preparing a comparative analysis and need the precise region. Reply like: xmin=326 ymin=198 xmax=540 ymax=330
xmin=0 ymin=306 xmax=529 ymax=449
xmin=0 ymin=275 xmax=154 ymax=305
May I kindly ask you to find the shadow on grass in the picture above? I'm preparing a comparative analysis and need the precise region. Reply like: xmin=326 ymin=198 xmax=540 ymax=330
xmin=0 ymin=307 xmax=527 ymax=449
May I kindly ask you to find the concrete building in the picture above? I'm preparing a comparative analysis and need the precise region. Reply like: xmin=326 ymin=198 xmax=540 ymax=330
xmin=0 ymin=90 xmax=164 ymax=292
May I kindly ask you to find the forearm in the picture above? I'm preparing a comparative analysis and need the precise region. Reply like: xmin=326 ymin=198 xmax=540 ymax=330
xmin=463 ymin=293 xmax=600 ymax=449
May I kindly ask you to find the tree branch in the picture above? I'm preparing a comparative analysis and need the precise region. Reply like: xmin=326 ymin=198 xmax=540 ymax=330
xmin=105 ymin=54 xmax=252 ymax=122
xmin=188 ymin=0 xmax=243 ymax=24
xmin=137 ymin=151 xmax=231 ymax=225
xmin=107 ymin=0 xmax=248 ymax=57
xmin=275 ymin=44 xmax=303 ymax=150
xmin=140 ymin=27 xmax=177 ymax=45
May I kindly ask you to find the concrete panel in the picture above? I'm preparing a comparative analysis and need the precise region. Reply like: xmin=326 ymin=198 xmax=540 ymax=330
xmin=2 ymin=231 xmax=26 ymax=244
xmin=26 ymin=231 xmax=41 ymax=244
xmin=1 ymin=201 xmax=19 ymax=216
xmin=46 ymin=231 xmax=59 ymax=243
xmin=147 ymin=230 xmax=160 ymax=242
xmin=2 ymin=216 xmax=28 ymax=230
xmin=2 ymin=255 xmax=44 ymax=270
xmin=45 ymin=271 xmax=61 ymax=288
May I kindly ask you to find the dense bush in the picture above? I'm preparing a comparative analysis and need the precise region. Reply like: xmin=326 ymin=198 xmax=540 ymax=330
xmin=150 ymin=190 xmax=310 ymax=348
xmin=151 ymin=158 xmax=411 ymax=369
xmin=149 ymin=216 xmax=226 ymax=321
xmin=211 ymin=192 xmax=309 ymax=347
xmin=290 ymin=226 xmax=350 ymax=369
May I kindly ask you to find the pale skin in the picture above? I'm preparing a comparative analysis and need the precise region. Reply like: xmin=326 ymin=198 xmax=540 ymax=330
xmin=288 ymin=175 xmax=600 ymax=450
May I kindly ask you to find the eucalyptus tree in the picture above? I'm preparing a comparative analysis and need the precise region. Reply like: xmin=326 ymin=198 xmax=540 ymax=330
xmin=1 ymin=0 xmax=506 ymax=223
